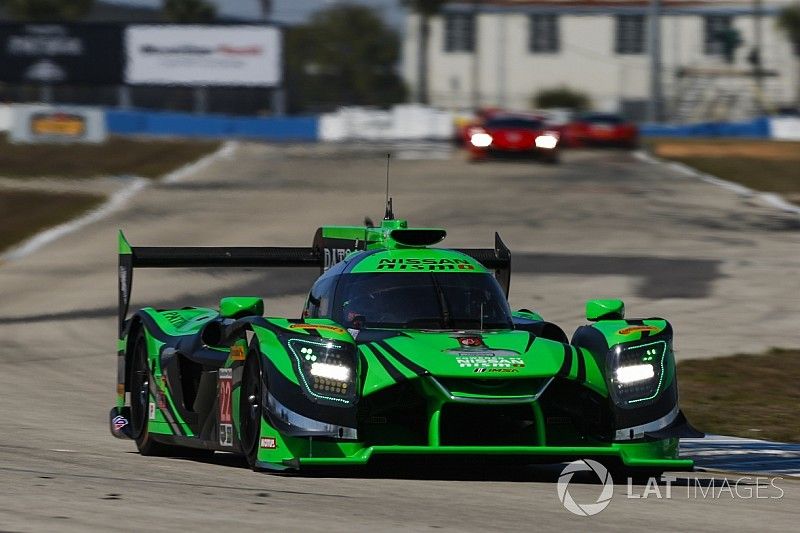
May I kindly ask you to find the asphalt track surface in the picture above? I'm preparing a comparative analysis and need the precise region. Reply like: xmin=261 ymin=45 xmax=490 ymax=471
xmin=0 ymin=144 xmax=798 ymax=531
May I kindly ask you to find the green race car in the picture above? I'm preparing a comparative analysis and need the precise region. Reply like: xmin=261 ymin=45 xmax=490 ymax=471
xmin=110 ymin=214 xmax=702 ymax=474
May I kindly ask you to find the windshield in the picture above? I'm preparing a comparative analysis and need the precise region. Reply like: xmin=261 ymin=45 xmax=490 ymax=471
xmin=333 ymin=273 xmax=513 ymax=330
xmin=485 ymin=118 xmax=543 ymax=130
xmin=581 ymin=113 xmax=624 ymax=125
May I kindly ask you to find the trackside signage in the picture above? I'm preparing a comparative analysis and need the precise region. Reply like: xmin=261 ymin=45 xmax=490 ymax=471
xmin=124 ymin=25 xmax=281 ymax=87
xmin=0 ymin=23 xmax=123 ymax=84
xmin=10 ymin=104 xmax=107 ymax=144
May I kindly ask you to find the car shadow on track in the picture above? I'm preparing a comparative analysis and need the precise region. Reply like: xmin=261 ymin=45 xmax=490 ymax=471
xmin=154 ymin=452 xmax=719 ymax=485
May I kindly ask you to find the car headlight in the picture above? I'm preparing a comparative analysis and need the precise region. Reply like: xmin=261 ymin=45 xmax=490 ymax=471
xmin=287 ymin=338 xmax=357 ymax=404
xmin=535 ymin=133 xmax=558 ymax=149
xmin=470 ymin=132 xmax=493 ymax=147
xmin=607 ymin=340 xmax=667 ymax=406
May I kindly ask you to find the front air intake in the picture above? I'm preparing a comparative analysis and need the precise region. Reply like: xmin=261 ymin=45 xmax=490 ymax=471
xmin=390 ymin=229 xmax=446 ymax=247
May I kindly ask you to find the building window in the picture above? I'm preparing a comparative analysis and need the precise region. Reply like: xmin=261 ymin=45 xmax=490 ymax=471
xmin=615 ymin=15 xmax=646 ymax=55
xmin=444 ymin=13 xmax=475 ymax=53
xmin=704 ymin=15 xmax=734 ymax=55
xmin=529 ymin=14 xmax=559 ymax=53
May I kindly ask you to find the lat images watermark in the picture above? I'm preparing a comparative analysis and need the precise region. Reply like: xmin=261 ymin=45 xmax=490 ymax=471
xmin=556 ymin=460 xmax=785 ymax=516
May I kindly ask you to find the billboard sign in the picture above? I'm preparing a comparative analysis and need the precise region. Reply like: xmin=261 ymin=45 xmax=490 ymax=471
xmin=125 ymin=25 xmax=281 ymax=87
xmin=0 ymin=24 xmax=123 ymax=84
xmin=10 ymin=105 xmax=107 ymax=144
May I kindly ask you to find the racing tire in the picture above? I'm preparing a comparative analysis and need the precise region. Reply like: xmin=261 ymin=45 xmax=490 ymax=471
xmin=129 ymin=329 xmax=172 ymax=456
xmin=240 ymin=348 xmax=265 ymax=470
xmin=542 ymin=152 xmax=560 ymax=164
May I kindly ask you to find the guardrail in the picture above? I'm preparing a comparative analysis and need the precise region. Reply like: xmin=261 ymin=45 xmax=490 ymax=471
xmin=640 ymin=117 xmax=772 ymax=138
xmin=105 ymin=109 xmax=319 ymax=141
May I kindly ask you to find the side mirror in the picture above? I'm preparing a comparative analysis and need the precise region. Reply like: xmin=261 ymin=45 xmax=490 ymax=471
xmin=585 ymin=299 xmax=625 ymax=321
xmin=220 ymin=296 xmax=264 ymax=319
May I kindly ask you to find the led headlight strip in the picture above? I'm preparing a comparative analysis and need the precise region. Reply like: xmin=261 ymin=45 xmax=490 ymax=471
xmin=619 ymin=340 xmax=667 ymax=404
xmin=287 ymin=338 xmax=354 ymax=404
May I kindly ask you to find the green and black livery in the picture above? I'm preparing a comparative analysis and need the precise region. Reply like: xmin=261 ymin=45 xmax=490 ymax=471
xmin=110 ymin=217 xmax=701 ymax=473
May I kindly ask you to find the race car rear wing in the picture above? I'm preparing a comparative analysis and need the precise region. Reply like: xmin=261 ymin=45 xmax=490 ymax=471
xmin=118 ymin=229 xmax=511 ymax=336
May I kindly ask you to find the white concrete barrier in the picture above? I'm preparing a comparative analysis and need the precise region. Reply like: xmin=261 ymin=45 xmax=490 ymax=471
xmin=320 ymin=105 xmax=454 ymax=141
xmin=769 ymin=117 xmax=800 ymax=140
xmin=0 ymin=104 xmax=12 ymax=132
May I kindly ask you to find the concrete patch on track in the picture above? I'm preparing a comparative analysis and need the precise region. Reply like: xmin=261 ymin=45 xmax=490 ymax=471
xmin=683 ymin=435 xmax=800 ymax=477
xmin=514 ymin=252 xmax=722 ymax=299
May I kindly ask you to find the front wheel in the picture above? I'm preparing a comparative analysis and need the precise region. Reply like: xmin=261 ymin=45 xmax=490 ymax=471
xmin=240 ymin=349 xmax=264 ymax=470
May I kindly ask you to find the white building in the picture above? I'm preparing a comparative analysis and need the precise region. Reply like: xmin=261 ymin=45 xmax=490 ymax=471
xmin=401 ymin=0 xmax=799 ymax=121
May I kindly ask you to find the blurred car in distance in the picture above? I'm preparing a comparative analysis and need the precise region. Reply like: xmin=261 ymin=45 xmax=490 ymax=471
xmin=465 ymin=112 xmax=560 ymax=164
xmin=562 ymin=113 xmax=638 ymax=148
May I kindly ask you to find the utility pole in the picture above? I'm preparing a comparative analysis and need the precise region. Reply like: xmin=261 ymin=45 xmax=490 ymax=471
xmin=647 ymin=0 xmax=663 ymax=122
xmin=497 ymin=12 xmax=506 ymax=108
xmin=752 ymin=0 xmax=764 ymax=98
xmin=471 ymin=0 xmax=481 ymax=109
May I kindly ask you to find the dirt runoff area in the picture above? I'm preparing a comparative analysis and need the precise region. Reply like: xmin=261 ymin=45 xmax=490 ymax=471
xmin=648 ymin=138 xmax=800 ymax=203
xmin=0 ymin=135 xmax=222 ymax=254
xmin=0 ymin=189 xmax=103 ymax=254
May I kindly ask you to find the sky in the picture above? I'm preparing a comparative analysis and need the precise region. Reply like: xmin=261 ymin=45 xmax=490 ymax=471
xmin=104 ymin=0 xmax=405 ymax=26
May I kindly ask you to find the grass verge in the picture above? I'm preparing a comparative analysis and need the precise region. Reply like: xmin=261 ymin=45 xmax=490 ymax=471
xmin=646 ymin=138 xmax=800 ymax=204
xmin=678 ymin=349 xmax=800 ymax=443
xmin=0 ymin=190 xmax=104 ymax=254
xmin=0 ymin=134 xmax=220 ymax=179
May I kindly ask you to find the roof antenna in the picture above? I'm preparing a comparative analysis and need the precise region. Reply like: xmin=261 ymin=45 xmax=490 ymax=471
xmin=383 ymin=153 xmax=394 ymax=220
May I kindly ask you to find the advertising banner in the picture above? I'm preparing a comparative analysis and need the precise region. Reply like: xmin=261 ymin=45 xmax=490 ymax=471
xmin=0 ymin=24 xmax=123 ymax=84
xmin=125 ymin=25 xmax=281 ymax=87
xmin=10 ymin=105 xmax=107 ymax=144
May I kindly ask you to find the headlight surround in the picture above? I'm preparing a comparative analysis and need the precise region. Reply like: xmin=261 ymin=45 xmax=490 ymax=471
xmin=287 ymin=338 xmax=357 ymax=404
xmin=607 ymin=340 xmax=667 ymax=407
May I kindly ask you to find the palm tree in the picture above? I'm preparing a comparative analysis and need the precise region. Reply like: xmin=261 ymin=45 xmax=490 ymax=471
xmin=404 ymin=0 xmax=448 ymax=105
xmin=777 ymin=3 xmax=800 ymax=104
xmin=163 ymin=0 xmax=216 ymax=23
xmin=2 ymin=0 xmax=93 ymax=20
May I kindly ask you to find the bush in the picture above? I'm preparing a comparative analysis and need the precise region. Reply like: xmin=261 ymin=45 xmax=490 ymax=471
xmin=533 ymin=87 xmax=591 ymax=110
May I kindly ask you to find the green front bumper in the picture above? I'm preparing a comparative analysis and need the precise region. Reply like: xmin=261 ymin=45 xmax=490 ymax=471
xmin=257 ymin=439 xmax=694 ymax=471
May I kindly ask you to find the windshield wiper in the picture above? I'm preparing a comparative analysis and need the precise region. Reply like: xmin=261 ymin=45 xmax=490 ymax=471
xmin=429 ymin=274 xmax=452 ymax=329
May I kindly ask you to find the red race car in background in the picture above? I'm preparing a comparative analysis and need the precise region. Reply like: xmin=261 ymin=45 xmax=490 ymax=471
xmin=562 ymin=112 xmax=638 ymax=148
xmin=466 ymin=113 xmax=560 ymax=163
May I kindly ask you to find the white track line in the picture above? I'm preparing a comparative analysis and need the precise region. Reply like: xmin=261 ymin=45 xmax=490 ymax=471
xmin=634 ymin=149 xmax=800 ymax=215
xmin=682 ymin=435 xmax=800 ymax=477
xmin=0 ymin=140 xmax=239 ymax=262
xmin=162 ymin=140 xmax=238 ymax=183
